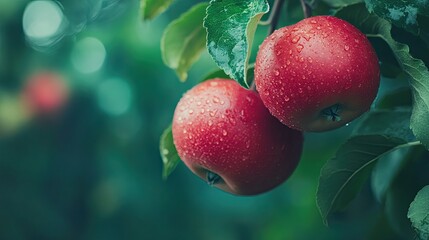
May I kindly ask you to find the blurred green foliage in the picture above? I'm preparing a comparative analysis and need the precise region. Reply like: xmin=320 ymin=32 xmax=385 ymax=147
xmin=0 ymin=0 xmax=413 ymax=239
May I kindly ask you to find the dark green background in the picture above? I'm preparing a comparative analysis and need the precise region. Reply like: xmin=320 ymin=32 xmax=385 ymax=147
xmin=0 ymin=0 xmax=409 ymax=239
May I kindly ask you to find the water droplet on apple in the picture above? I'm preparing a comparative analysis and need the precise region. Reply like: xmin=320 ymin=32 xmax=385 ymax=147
xmin=209 ymin=110 xmax=217 ymax=117
xmin=344 ymin=45 xmax=350 ymax=51
xmin=297 ymin=44 xmax=304 ymax=53
xmin=310 ymin=20 xmax=317 ymax=24
xmin=200 ymin=109 xmax=205 ymax=114
xmin=298 ymin=88 xmax=303 ymax=93
xmin=291 ymin=36 xmax=300 ymax=43
xmin=208 ymin=120 xmax=213 ymax=126
xmin=188 ymin=110 xmax=194 ymax=114
xmin=213 ymin=97 xmax=220 ymax=103
xmin=274 ymin=70 xmax=280 ymax=76
xmin=316 ymin=26 xmax=321 ymax=30
xmin=183 ymin=129 xmax=187 ymax=134
xmin=286 ymin=60 xmax=291 ymax=65
xmin=222 ymin=130 xmax=228 ymax=136
xmin=285 ymin=96 xmax=290 ymax=102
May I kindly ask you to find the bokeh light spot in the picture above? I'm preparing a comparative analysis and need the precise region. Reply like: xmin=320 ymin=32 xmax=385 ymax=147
xmin=23 ymin=1 xmax=66 ymax=47
xmin=71 ymin=37 xmax=106 ymax=74
xmin=97 ymin=78 xmax=132 ymax=116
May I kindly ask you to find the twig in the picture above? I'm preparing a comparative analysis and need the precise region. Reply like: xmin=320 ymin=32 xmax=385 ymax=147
xmin=268 ymin=0 xmax=286 ymax=34
xmin=300 ymin=0 xmax=312 ymax=18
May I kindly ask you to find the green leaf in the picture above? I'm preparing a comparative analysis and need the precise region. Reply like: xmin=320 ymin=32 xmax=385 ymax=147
xmin=159 ymin=125 xmax=181 ymax=179
xmin=141 ymin=0 xmax=174 ymax=20
xmin=202 ymin=65 xmax=255 ymax=83
xmin=316 ymin=135 xmax=420 ymax=225
xmin=161 ymin=3 xmax=208 ymax=81
xmin=336 ymin=3 xmax=429 ymax=149
xmin=321 ymin=0 xmax=363 ymax=8
xmin=371 ymin=147 xmax=412 ymax=203
xmin=364 ymin=0 xmax=429 ymax=34
xmin=202 ymin=69 xmax=231 ymax=82
xmin=376 ymin=87 xmax=412 ymax=110
xmin=204 ymin=0 xmax=269 ymax=87
xmin=408 ymin=185 xmax=429 ymax=240
xmin=353 ymin=109 xmax=415 ymax=142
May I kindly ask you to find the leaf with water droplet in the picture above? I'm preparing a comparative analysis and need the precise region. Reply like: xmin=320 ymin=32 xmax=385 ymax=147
xmin=161 ymin=3 xmax=208 ymax=81
xmin=204 ymin=0 xmax=269 ymax=87
xmin=364 ymin=0 xmax=428 ymax=35
xmin=160 ymin=125 xmax=181 ymax=180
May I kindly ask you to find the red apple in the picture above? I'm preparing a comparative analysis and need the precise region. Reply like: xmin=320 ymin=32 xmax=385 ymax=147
xmin=172 ymin=78 xmax=303 ymax=195
xmin=22 ymin=71 xmax=69 ymax=115
xmin=255 ymin=16 xmax=380 ymax=132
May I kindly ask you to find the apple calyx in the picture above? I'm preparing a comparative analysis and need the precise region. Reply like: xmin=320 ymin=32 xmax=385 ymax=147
xmin=321 ymin=104 xmax=342 ymax=122
xmin=207 ymin=171 xmax=221 ymax=186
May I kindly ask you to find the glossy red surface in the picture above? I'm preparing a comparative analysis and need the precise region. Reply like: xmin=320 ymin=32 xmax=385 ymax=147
xmin=255 ymin=16 xmax=380 ymax=131
xmin=172 ymin=79 xmax=303 ymax=195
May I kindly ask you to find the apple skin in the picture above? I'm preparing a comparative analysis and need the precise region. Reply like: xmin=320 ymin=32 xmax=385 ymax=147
xmin=172 ymin=78 xmax=303 ymax=195
xmin=255 ymin=16 xmax=380 ymax=132
xmin=22 ymin=71 xmax=69 ymax=115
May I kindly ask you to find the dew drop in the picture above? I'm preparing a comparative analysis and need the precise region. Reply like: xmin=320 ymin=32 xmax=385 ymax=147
xmin=276 ymin=51 xmax=281 ymax=56
xmin=183 ymin=129 xmax=187 ymax=134
xmin=210 ymin=81 xmax=218 ymax=87
xmin=297 ymin=44 xmax=304 ymax=53
xmin=213 ymin=97 xmax=220 ymax=103
xmin=180 ymin=106 xmax=185 ymax=111
xmin=201 ymin=109 xmax=205 ymax=114
xmin=291 ymin=36 xmax=301 ymax=43
xmin=286 ymin=60 xmax=291 ymax=65
xmin=220 ymin=100 xmax=225 ymax=105
xmin=316 ymin=26 xmax=321 ymax=30
xmin=298 ymin=88 xmax=303 ymax=93
xmin=310 ymin=20 xmax=317 ymax=24
xmin=308 ymin=57 xmax=313 ymax=63
xmin=188 ymin=110 xmax=194 ymax=114
xmin=197 ymin=101 xmax=202 ymax=106
xmin=289 ymin=49 xmax=293 ymax=55
xmin=222 ymin=130 xmax=228 ymax=136
xmin=344 ymin=45 xmax=350 ymax=51
xmin=208 ymin=120 xmax=213 ymax=126
xmin=274 ymin=70 xmax=280 ymax=76
xmin=285 ymin=96 xmax=290 ymax=102
xmin=299 ymin=56 xmax=304 ymax=62
xmin=354 ymin=39 xmax=360 ymax=43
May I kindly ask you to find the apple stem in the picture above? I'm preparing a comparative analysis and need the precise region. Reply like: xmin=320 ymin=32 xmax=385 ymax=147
xmin=321 ymin=104 xmax=342 ymax=122
xmin=299 ymin=0 xmax=312 ymax=18
xmin=259 ymin=0 xmax=285 ymax=34
xmin=207 ymin=171 xmax=221 ymax=186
